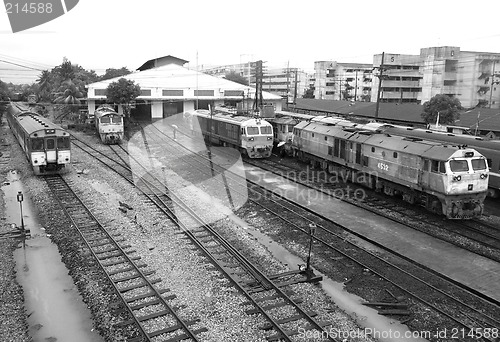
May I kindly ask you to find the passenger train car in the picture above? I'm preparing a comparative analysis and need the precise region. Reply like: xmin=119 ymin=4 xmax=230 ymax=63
xmin=94 ymin=104 xmax=124 ymax=144
xmin=374 ymin=125 xmax=500 ymax=198
xmin=184 ymin=109 xmax=273 ymax=158
xmin=292 ymin=120 xmax=489 ymax=219
xmin=6 ymin=102 xmax=71 ymax=175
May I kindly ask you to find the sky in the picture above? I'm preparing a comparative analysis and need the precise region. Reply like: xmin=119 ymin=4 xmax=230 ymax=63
xmin=1 ymin=0 xmax=500 ymax=84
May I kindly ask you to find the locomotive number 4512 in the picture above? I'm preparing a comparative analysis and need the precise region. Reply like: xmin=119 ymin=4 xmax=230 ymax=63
xmin=377 ymin=162 xmax=389 ymax=171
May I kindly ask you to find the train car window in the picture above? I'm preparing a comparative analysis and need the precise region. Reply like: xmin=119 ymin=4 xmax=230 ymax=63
xmin=431 ymin=160 xmax=439 ymax=173
xmin=46 ymin=138 xmax=55 ymax=150
xmin=333 ymin=138 xmax=340 ymax=157
xmin=57 ymin=137 xmax=70 ymax=149
xmin=340 ymin=140 xmax=346 ymax=159
xmin=288 ymin=125 xmax=293 ymax=132
xmin=312 ymin=133 xmax=315 ymax=137
xmin=423 ymin=159 xmax=430 ymax=171
xmin=247 ymin=127 xmax=259 ymax=135
xmin=471 ymin=159 xmax=487 ymax=171
xmin=449 ymin=160 xmax=469 ymax=172
xmin=393 ymin=152 xmax=398 ymax=158
xmin=32 ymin=138 xmax=44 ymax=151
xmin=100 ymin=116 xmax=111 ymax=123
xmin=328 ymin=146 xmax=333 ymax=155
xmin=324 ymin=136 xmax=328 ymax=141
xmin=371 ymin=147 xmax=375 ymax=153
xmin=260 ymin=126 xmax=272 ymax=134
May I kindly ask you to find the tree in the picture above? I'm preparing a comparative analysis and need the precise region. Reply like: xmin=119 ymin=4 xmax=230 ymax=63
xmin=342 ymin=82 xmax=354 ymax=101
xmin=303 ymin=85 xmax=315 ymax=99
xmin=0 ymin=80 xmax=12 ymax=111
xmin=53 ymin=79 xmax=85 ymax=121
xmin=224 ymin=71 xmax=248 ymax=85
xmin=100 ymin=67 xmax=132 ymax=81
xmin=106 ymin=78 xmax=141 ymax=119
xmin=421 ymin=94 xmax=462 ymax=125
xmin=54 ymin=79 xmax=83 ymax=105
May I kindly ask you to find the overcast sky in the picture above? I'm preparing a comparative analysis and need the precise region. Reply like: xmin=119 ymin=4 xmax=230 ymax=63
xmin=1 ymin=0 xmax=500 ymax=84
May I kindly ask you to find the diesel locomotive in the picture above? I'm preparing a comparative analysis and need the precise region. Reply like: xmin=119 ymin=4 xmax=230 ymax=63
xmin=291 ymin=120 xmax=489 ymax=219
xmin=185 ymin=109 xmax=274 ymax=158
xmin=94 ymin=104 xmax=124 ymax=144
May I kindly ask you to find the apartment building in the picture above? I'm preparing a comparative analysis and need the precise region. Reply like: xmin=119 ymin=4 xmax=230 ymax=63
xmin=371 ymin=53 xmax=422 ymax=104
xmin=313 ymin=61 xmax=373 ymax=101
xmin=202 ymin=62 xmax=309 ymax=104
xmin=313 ymin=47 xmax=500 ymax=108
xmin=418 ymin=46 xmax=500 ymax=108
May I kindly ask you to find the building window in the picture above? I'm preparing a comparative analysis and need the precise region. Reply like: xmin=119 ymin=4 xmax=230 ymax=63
xmin=194 ymin=90 xmax=215 ymax=96
xmin=163 ymin=89 xmax=183 ymax=96
xmin=95 ymin=89 xmax=107 ymax=96
xmin=141 ymin=89 xmax=151 ymax=96
xmin=224 ymin=90 xmax=244 ymax=96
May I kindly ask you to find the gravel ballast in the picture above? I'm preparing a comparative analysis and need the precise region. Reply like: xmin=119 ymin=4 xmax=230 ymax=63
xmin=0 ymin=116 xmax=381 ymax=341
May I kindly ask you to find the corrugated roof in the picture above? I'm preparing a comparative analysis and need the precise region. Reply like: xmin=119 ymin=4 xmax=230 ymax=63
xmin=294 ymin=99 xmax=500 ymax=133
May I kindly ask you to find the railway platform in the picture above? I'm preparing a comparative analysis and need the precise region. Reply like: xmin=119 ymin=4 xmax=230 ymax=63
xmin=242 ymin=165 xmax=500 ymax=304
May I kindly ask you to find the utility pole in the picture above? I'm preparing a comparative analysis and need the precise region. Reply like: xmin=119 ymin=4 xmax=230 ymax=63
xmin=489 ymin=60 xmax=499 ymax=108
xmin=354 ymin=70 xmax=358 ymax=101
xmin=293 ymin=68 xmax=298 ymax=105
xmin=339 ymin=78 xmax=342 ymax=101
xmin=286 ymin=61 xmax=290 ymax=107
xmin=253 ymin=60 xmax=263 ymax=112
xmin=374 ymin=52 xmax=386 ymax=120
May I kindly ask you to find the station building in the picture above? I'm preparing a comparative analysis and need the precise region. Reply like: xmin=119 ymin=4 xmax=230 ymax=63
xmin=86 ymin=56 xmax=283 ymax=121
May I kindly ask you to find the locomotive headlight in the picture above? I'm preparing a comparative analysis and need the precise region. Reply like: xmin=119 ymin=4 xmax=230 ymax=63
xmin=453 ymin=175 xmax=461 ymax=182
xmin=249 ymin=137 xmax=254 ymax=141
xmin=480 ymin=173 xmax=488 ymax=179
xmin=267 ymin=137 xmax=272 ymax=140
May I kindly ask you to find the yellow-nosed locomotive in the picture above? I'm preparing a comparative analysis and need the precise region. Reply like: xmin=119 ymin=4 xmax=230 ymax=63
xmin=94 ymin=105 xmax=124 ymax=144
xmin=292 ymin=120 xmax=489 ymax=219
xmin=185 ymin=109 xmax=274 ymax=158
xmin=6 ymin=102 xmax=71 ymax=175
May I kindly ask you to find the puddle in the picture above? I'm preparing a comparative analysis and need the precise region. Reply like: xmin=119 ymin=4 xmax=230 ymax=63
xmin=227 ymin=213 xmax=428 ymax=342
xmin=3 ymin=170 xmax=104 ymax=342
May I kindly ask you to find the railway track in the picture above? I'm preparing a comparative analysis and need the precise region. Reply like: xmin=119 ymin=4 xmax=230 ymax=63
xmin=44 ymin=174 xmax=207 ymax=342
xmin=70 ymin=134 xmax=341 ymax=341
xmin=132 ymin=123 xmax=500 ymax=340
xmin=251 ymin=157 xmax=500 ymax=262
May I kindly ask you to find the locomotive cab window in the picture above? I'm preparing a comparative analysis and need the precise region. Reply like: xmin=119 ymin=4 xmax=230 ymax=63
xmin=471 ymin=158 xmax=487 ymax=171
xmin=247 ymin=127 xmax=259 ymax=135
xmin=431 ymin=160 xmax=446 ymax=173
xmin=449 ymin=160 xmax=469 ymax=172
xmin=111 ymin=115 xmax=122 ymax=123
xmin=46 ymin=138 xmax=55 ymax=150
xmin=260 ymin=126 xmax=272 ymax=134
xmin=31 ymin=138 xmax=44 ymax=151
xmin=57 ymin=137 xmax=70 ymax=149
xmin=100 ymin=116 xmax=111 ymax=123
